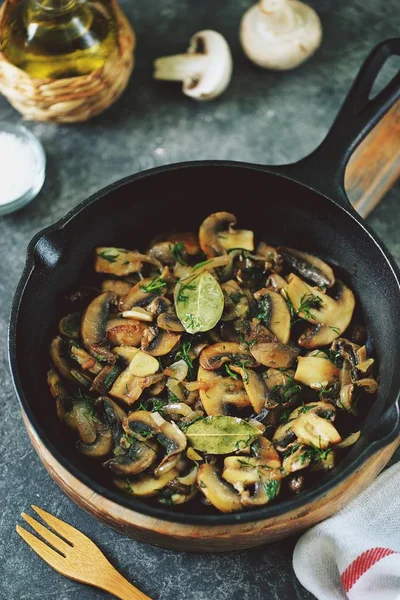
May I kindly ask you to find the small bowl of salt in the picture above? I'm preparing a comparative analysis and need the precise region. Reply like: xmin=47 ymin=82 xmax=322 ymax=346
xmin=0 ymin=123 xmax=46 ymax=216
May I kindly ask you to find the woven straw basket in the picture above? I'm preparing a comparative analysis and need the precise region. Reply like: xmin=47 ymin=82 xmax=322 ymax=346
xmin=0 ymin=0 xmax=135 ymax=123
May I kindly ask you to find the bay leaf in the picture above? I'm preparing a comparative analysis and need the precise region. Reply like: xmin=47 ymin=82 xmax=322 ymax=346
xmin=186 ymin=415 xmax=262 ymax=454
xmin=174 ymin=271 xmax=224 ymax=334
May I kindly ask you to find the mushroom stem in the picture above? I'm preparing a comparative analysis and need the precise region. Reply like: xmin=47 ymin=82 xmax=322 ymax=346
xmin=259 ymin=0 xmax=298 ymax=34
xmin=154 ymin=54 xmax=209 ymax=82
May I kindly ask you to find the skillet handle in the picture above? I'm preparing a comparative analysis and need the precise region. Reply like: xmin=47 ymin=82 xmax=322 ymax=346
xmin=280 ymin=38 xmax=400 ymax=210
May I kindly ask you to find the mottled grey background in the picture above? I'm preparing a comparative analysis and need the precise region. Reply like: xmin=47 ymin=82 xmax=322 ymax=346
xmin=0 ymin=0 xmax=399 ymax=599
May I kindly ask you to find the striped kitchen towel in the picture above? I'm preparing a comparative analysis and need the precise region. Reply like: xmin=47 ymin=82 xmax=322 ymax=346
xmin=293 ymin=460 xmax=400 ymax=600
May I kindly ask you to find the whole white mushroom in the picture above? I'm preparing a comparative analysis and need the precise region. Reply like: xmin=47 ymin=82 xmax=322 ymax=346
xmin=153 ymin=30 xmax=233 ymax=101
xmin=240 ymin=0 xmax=322 ymax=70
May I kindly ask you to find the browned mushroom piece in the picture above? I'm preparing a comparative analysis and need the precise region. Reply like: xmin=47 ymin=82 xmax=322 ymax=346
xmin=101 ymin=279 xmax=133 ymax=297
xmin=199 ymin=212 xmax=254 ymax=258
xmin=159 ymin=466 xmax=199 ymax=505
xmin=106 ymin=318 xmax=147 ymax=347
xmin=294 ymin=355 xmax=340 ymax=389
xmin=220 ymin=280 xmax=249 ymax=322
xmin=230 ymin=365 xmax=268 ymax=414
xmin=197 ymin=366 xmax=250 ymax=415
xmin=331 ymin=338 xmax=375 ymax=380
xmin=114 ymin=468 xmax=180 ymax=497
xmin=90 ymin=364 xmax=120 ymax=395
xmin=253 ymin=288 xmax=291 ymax=344
xmin=141 ymin=326 xmax=181 ymax=357
xmin=235 ymin=318 xmax=277 ymax=347
xmin=250 ymin=342 xmax=299 ymax=368
xmin=151 ymin=412 xmax=187 ymax=476
xmin=50 ymin=336 xmax=76 ymax=382
xmin=105 ymin=437 xmax=157 ymax=475
xmin=256 ymin=242 xmax=283 ymax=272
xmin=282 ymin=444 xmax=311 ymax=473
xmin=199 ymin=342 xmax=258 ymax=370
xmin=119 ymin=277 xmax=167 ymax=312
xmin=278 ymin=247 xmax=335 ymax=288
xmin=339 ymin=378 xmax=378 ymax=414
xmin=157 ymin=311 xmax=186 ymax=332
xmin=72 ymin=396 xmax=97 ymax=445
xmin=197 ymin=463 xmax=242 ymax=513
xmin=58 ymin=312 xmax=81 ymax=339
xmin=69 ymin=342 xmax=103 ymax=374
xmin=77 ymin=427 xmax=114 ymax=459
xmin=95 ymin=247 xmax=163 ymax=277
xmin=81 ymin=291 xmax=117 ymax=363
xmin=47 ymin=369 xmax=76 ymax=430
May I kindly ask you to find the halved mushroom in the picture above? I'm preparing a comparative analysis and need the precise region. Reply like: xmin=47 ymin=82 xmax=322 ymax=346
xmin=154 ymin=30 xmax=233 ymax=101
xmin=95 ymin=247 xmax=162 ymax=277
xmin=197 ymin=463 xmax=242 ymax=513
xmin=58 ymin=313 xmax=80 ymax=339
xmin=254 ymin=288 xmax=291 ymax=344
xmin=81 ymin=291 xmax=117 ymax=363
xmin=294 ymin=356 xmax=340 ymax=389
xmin=90 ymin=364 xmax=121 ymax=395
xmin=77 ymin=427 xmax=114 ymax=458
xmin=115 ymin=468 xmax=180 ymax=497
xmin=101 ymin=279 xmax=133 ymax=297
xmin=198 ymin=366 xmax=250 ymax=415
xmin=199 ymin=342 xmax=257 ymax=370
xmin=230 ymin=365 xmax=268 ymax=414
xmin=199 ymin=212 xmax=253 ymax=258
xmin=278 ymin=247 xmax=335 ymax=288
xmin=250 ymin=342 xmax=299 ymax=368
xmin=220 ymin=280 xmax=249 ymax=322
xmin=141 ymin=326 xmax=181 ymax=357
xmin=105 ymin=437 xmax=157 ymax=475
xmin=69 ymin=342 xmax=103 ymax=375
xmin=106 ymin=318 xmax=147 ymax=347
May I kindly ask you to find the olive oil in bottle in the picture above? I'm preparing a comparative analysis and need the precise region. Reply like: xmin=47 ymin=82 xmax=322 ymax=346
xmin=1 ymin=0 xmax=117 ymax=79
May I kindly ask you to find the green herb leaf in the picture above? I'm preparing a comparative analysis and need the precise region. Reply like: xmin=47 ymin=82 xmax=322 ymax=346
xmin=262 ymin=479 xmax=279 ymax=501
xmin=224 ymin=364 xmax=239 ymax=379
xmin=186 ymin=416 xmax=262 ymax=454
xmin=170 ymin=242 xmax=188 ymax=266
xmin=140 ymin=275 xmax=167 ymax=294
xmin=176 ymin=341 xmax=194 ymax=377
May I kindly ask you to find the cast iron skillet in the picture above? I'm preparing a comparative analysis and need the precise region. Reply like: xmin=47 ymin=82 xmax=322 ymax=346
xmin=9 ymin=39 xmax=400 ymax=525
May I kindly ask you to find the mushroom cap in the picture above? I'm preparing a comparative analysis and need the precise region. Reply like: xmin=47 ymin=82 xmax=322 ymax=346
xmin=240 ymin=0 xmax=322 ymax=70
xmin=185 ymin=30 xmax=233 ymax=100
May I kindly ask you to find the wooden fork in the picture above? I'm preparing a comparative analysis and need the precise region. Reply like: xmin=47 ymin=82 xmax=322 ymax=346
xmin=16 ymin=505 xmax=151 ymax=600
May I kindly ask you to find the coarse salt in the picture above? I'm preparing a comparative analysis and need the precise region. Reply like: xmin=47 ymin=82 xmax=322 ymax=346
xmin=0 ymin=131 xmax=39 ymax=205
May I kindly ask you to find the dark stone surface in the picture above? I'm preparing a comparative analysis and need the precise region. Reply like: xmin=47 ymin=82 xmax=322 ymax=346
xmin=0 ymin=1 xmax=399 ymax=599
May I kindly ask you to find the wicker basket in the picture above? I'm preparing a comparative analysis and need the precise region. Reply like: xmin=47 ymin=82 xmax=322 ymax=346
xmin=0 ymin=0 xmax=135 ymax=123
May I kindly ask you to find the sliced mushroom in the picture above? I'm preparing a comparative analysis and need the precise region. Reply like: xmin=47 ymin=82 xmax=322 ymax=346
xmin=198 ymin=366 xmax=250 ymax=415
xmin=119 ymin=278 xmax=164 ymax=312
xmin=199 ymin=342 xmax=257 ymax=370
xmin=70 ymin=369 xmax=94 ymax=388
xmin=220 ymin=280 xmax=249 ymax=322
xmin=339 ymin=378 xmax=378 ymax=414
xmin=254 ymin=288 xmax=291 ymax=343
xmin=230 ymin=365 xmax=268 ymax=414
xmin=285 ymin=275 xmax=355 ymax=348
xmin=95 ymin=396 xmax=126 ymax=444
xmin=272 ymin=420 xmax=297 ymax=452
xmin=250 ymin=342 xmax=299 ymax=368
xmin=106 ymin=318 xmax=147 ymax=347
xmin=292 ymin=412 xmax=341 ymax=449
xmin=151 ymin=411 xmax=187 ymax=476
xmin=235 ymin=318 xmax=277 ymax=347
xmin=267 ymin=273 xmax=288 ymax=291
xmin=81 ymin=291 xmax=117 ymax=363
xmin=101 ymin=279 xmax=133 ymax=297
xmin=90 ymin=364 xmax=120 ymax=395
xmin=141 ymin=326 xmax=181 ymax=357
xmin=77 ymin=427 xmax=114 ymax=458
xmin=282 ymin=444 xmax=311 ymax=473
xmin=197 ymin=463 xmax=242 ymax=513
xmin=148 ymin=241 xmax=182 ymax=266
xmin=58 ymin=313 xmax=80 ymax=339
xmin=169 ymin=232 xmax=200 ymax=255
xmin=69 ymin=342 xmax=103 ymax=375
xmin=199 ymin=212 xmax=253 ymax=258
xmin=106 ymin=437 xmax=157 ymax=475
xmin=157 ymin=311 xmax=186 ymax=332
xmin=123 ymin=410 xmax=159 ymax=440
xmin=331 ymin=338 xmax=374 ymax=381
xmin=256 ymin=242 xmax=283 ymax=272
xmin=278 ymin=247 xmax=335 ymax=288
xmin=154 ymin=30 xmax=233 ymax=101
xmin=160 ymin=466 xmax=199 ymax=505
xmin=47 ymin=369 xmax=76 ymax=429
xmin=294 ymin=356 xmax=339 ymax=389
xmin=95 ymin=247 xmax=162 ymax=276
xmin=115 ymin=468 xmax=180 ymax=497
xmin=241 ymin=477 xmax=281 ymax=508
xmin=121 ymin=308 xmax=153 ymax=323
xmin=50 ymin=336 xmax=76 ymax=382
xmin=72 ymin=397 xmax=97 ymax=444
xmin=109 ymin=366 xmax=163 ymax=405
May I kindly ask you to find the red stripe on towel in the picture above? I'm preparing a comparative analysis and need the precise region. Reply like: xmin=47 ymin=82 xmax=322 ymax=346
xmin=341 ymin=547 xmax=396 ymax=592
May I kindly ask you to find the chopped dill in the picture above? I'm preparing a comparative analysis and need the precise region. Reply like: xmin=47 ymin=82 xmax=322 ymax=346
xmin=170 ymin=241 xmax=187 ymax=265
xmin=225 ymin=364 xmax=239 ymax=380
xmin=140 ymin=274 xmax=167 ymax=294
